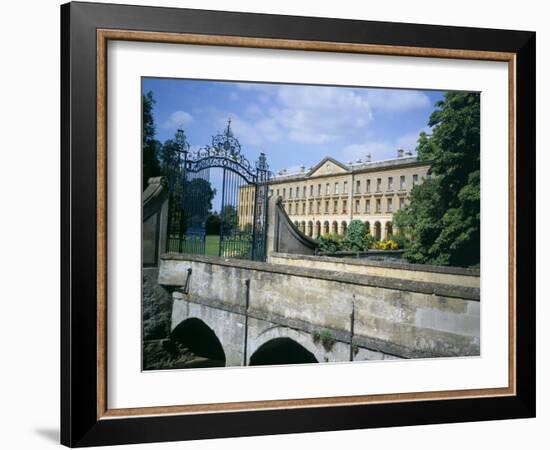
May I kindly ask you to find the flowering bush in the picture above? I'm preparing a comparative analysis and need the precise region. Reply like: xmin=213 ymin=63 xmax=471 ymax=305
xmin=373 ymin=239 xmax=399 ymax=250
xmin=318 ymin=223 xmax=400 ymax=252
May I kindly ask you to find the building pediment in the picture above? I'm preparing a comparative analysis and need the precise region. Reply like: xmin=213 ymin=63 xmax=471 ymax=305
xmin=307 ymin=157 xmax=349 ymax=178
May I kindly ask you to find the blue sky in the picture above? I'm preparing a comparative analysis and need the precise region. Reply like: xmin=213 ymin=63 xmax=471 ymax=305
xmin=143 ymin=77 xmax=445 ymax=211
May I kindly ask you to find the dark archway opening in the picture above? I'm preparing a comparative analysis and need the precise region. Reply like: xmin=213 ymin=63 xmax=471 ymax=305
xmin=249 ymin=338 xmax=318 ymax=366
xmin=170 ymin=318 xmax=226 ymax=367
xmin=374 ymin=221 xmax=382 ymax=240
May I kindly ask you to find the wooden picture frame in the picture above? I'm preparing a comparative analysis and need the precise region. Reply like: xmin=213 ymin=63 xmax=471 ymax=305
xmin=61 ymin=1 xmax=535 ymax=447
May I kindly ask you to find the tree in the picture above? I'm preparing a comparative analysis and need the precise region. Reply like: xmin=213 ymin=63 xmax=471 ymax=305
xmin=160 ymin=129 xmax=189 ymax=175
xmin=142 ymin=91 xmax=161 ymax=190
xmin=342 ymin=220 xmax=375 ymax=251
xmin=159 ymin=139 xmax=180 ymax=174
xmin=206 ymin=213 xmax=221 ymax=235
xmin=220 ymin=204 xmax=238 ymax=235
xmin=394 ymin=92 xmax=480 ymax=267
xmin=185 ymin=178 xmax=216 ymax=225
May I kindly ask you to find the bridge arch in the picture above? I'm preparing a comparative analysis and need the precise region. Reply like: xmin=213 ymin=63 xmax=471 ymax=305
xmin=250 ymin=337 xmax=318 ymax=366
xmin=171 ymin=318 xmax=226 ymax=367
xmin=248 ymin=325 xmax=322 ymax=366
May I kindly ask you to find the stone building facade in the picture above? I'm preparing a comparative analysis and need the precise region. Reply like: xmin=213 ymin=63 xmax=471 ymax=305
xmin=239 ymin=151 xmax=431 ymax=241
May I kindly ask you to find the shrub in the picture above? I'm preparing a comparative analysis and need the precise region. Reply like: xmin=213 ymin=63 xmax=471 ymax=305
xmin=363 ymin=232 xmax=378 ymax=250
xmin=342 ymin=220 xmax=367 ymax=251
xmin=387 ymin=233 xmax=410 ymax=250
xmin=341 ymin=220 xmax=381 ymax=251
xmin=318 ymin=234 xmax=343 ymax=253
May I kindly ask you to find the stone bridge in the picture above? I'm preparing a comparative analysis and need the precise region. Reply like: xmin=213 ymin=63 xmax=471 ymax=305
xmin=142 ymin=177 xmax=480 ymax=368
xmin=156 ymin=253 xmax=480 ymax=367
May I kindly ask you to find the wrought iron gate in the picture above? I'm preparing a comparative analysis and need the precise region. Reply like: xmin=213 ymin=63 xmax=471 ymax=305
xmin=165 ymin=120 xmax=270 ymax=261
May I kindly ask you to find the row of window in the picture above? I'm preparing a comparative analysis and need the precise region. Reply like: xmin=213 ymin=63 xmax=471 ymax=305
xmin=284 ymin=197 xmax=406 ymax=215
xmin=274 ymin=174 xmax=420 ymax=200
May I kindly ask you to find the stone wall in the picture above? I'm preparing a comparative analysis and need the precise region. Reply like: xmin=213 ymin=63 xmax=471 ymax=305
xmin=143 ymin=267 xmax=172 ymax=340
xmin=142 ymin=177 xmax=172 ymax=368
xmin=160 ymin=254 xmax=480 ymax=360
xmin=268 ymin=252 xmax=480 ymax=288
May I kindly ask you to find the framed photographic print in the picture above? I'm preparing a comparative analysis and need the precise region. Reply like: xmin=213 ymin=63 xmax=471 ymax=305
xmin=60 ymin=1 xmax=536 ymax=447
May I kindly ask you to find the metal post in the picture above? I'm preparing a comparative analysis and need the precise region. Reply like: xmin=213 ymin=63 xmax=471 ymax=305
xmin=243 ymin=279 xmax=250 ymax=366
xmin=218 ymin=168 xmax=226 ymax=257
xmin=349 ymin=297 xmax=355 ymax=362
xmin=176 ymin=147 xmax=187 ymax=254
xmin=261 ymin=171 xmax=270 ymax=261
xmin=250 ymin=179 xmax=259 ymax=260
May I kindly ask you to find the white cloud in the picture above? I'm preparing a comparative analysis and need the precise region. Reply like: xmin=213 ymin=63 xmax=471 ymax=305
xmin=341 ymin=126 xmax=429 ymax=163
xmin=396 ymin=126 xmax=432 ymax=150
xmin=366 ymin=90 xmax=430 ymax=112
xmin=213 ymin=114 xmax=265 ymax=146
xmin=226 ymin=85 xmax=375 ymax=145
xmin=274 ymin=85 xmax=374 ymax=143
xmin=341 ymin=141 xmax=394 ymax=162
xmin=396 ymin=132 xmax=421 ymax=150
xmin=163 ymin=110 xmax=194 ymax=129
xmin=203 ymin=85 xmax=431 ymax=149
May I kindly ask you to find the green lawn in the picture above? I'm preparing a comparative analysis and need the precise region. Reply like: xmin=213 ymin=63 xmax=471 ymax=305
xmin=205 ymin=234 xmax=253 ymax=257
xmin=205 ymin=235 xmax=220 ymax=256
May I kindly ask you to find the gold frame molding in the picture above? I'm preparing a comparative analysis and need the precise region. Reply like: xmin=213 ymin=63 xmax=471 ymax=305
xmin=96 ymin=29 xmax=516 ymax=420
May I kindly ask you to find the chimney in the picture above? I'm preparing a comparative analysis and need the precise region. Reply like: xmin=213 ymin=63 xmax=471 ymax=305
xmin=397 ymin=148 xmax=404 ymax=158
xmin=300 ymin=164 xmax=305 ymax=173
xmin=405 ymin=150 xmax=413 ymax=157
xmin=365 ymin=153 xmax=372 ymax=163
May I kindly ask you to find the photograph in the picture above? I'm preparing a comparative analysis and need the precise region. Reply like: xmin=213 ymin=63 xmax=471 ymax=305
xmin=55 ymin=1 xmax=536 ymax=446
xmin=142 ymin=78 xmax=481 ymax=370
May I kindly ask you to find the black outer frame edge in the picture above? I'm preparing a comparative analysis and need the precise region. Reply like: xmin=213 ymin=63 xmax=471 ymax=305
xmin=62 ymin=2 xmax=100 ymax=446
xmin=60 ymin=2 xmax=71 ymax=447
xmin=67 ymin=1 xmax=535 ymax=52
xmin=514 ymin=33 xmax=536 ymax=416
xmin=60 ymin=1 xmax=536 ymax=447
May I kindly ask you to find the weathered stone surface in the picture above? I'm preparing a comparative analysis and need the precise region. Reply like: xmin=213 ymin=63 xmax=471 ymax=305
xmin=143 ymin=267 xmax=172 ymax=341
xmin=268 ymin=252 xmax=480 ymax=288
xmin=160 ymin=254 xmax=480 ymax=361
xmin=142 ymin=339 xmax=224 ymax=370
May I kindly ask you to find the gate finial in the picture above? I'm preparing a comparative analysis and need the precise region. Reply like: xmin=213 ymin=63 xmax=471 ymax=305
xmin=225 ymin=117 xmax=233 ymax=138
